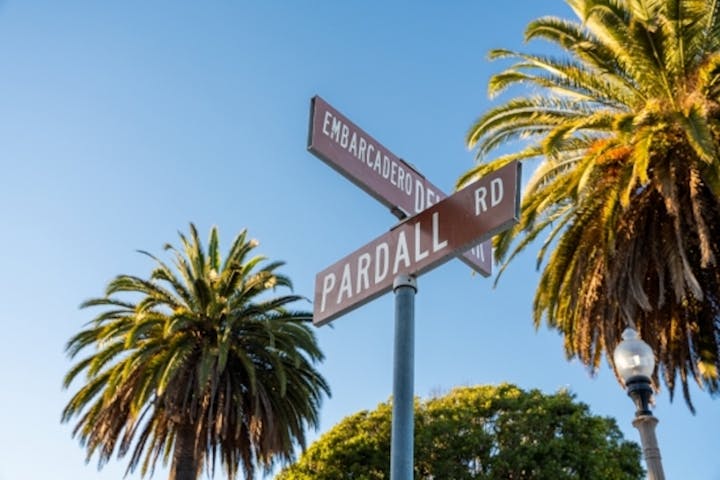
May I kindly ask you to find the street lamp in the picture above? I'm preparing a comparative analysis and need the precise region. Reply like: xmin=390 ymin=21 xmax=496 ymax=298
xmin=613 ymin=327 xmax=666 ymax=480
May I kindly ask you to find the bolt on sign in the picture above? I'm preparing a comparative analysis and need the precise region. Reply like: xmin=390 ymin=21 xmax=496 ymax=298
xmin=314 ymin=161 xmax=520 ymax=326
xmin=308 ymin=95 xmax=492 ymax=276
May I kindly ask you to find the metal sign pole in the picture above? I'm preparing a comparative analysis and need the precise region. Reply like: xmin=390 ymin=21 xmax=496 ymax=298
xmin=390 ymin=274 xmax=416 ymax=480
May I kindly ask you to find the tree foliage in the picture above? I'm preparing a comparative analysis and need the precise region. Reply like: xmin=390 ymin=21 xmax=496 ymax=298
xmin=460 ymin=0 xmax=720 ymax=409
xmin=62 ymin=224 xmax=330 ymax=480
xmin=277 ymin=384 xmax=643 ymax=480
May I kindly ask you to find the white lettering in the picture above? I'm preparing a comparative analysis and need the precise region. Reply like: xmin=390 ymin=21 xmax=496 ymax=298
xmin=375 ymin=151 xmax=384 ymax=175
xmin=322 ymin=111 xmax=332 ymax=136
xmin=415 ymin=180 xmax=425 ymax=213
xmin=426 ymin=188 xmax=437 ymax=208
xmin=340 ymin=124 xmax=350 ymax=148
xmin=393 ymin=231 xmax=411 ymax=274
xmin=468 ymin=245 xmax=483 ymax=262
xmin=382 ymin=155 xmax=390 ymax=178
xmin=390 ymin=161 xmax=397 ymax=186
xmin=320 ymin=273 xmax=336 ymax=312
xmin=337 ymin=264 xmax=353 ymax=304
xmin=404 ymin=173 xmax=413 ymax=195
xmin=331 ymin=117 xmax=342 ymax=142
xmin=359 ymin=137 xmax=368 ymax=163
xmin=473 ymin=245 xmax=486 ymax=262
xmin=366 ymin=144 xmax=375 ymax=167
xmin=397 ymin=165 xmax=405 ymax=191
xmin=375 ymin=243 xmax=389 ymax=283
xmin=432 ymin=211 xmax=448 ymax=252
xmin=356 ymin=253 xmax=371 ymax=293
xmin=475 ymin=186 xmax=488 ymax=215
xmin=414 ymin=221 xmax=429 ymax=261
xmin=491 ymin=178 xmax=503 ymax=207
xmin=348 ymin=132 xmax=358 ymax=156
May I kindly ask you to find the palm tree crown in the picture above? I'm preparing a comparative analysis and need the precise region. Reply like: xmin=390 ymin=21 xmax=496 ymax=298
xmin=461 ymin=0 xmax=720 ymax=409
xmin=62 ymin=224 xmax=329 ymax=479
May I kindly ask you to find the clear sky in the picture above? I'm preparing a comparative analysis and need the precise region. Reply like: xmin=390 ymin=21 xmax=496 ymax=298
xmin=0 ymin=1 xmax=718 ymax=479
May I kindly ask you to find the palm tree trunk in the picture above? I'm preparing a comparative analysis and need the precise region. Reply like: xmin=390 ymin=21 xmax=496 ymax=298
xmin=170 ymin=422 xmax=199 ymax=480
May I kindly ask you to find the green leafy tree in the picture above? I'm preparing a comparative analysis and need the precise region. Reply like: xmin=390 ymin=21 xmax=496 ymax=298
xmin=277 ymin=384 xmax=643 ymax=480
xmin=62 ymin=224 xmax=330 ymax=480
xmin=460 ymin=0 xmax=720 ymax=409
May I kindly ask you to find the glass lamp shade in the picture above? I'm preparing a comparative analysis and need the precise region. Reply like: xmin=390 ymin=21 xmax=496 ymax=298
xmin=613 ymin=327 xmax=655 ymax=382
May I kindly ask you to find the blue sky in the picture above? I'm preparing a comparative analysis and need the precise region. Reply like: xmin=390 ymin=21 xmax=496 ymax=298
xmin=0 ymin=1 xmax=718 ymax=479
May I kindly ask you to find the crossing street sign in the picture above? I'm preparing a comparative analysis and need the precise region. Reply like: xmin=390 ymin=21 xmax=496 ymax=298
xmin=308 ymin=96 xmax=492 ymax=276
xmin=313 ymin=161 xmax=520 ymax=326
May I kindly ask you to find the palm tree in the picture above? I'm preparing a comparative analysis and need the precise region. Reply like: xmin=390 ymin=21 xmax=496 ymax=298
xmin=62 ymin=224 xmax=329 ymax=479
xmin=460 ymin=0 xmax=720 ymax=409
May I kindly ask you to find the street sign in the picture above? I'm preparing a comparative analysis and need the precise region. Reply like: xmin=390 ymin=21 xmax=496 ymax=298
xmin=308 ymin=95 xmax=492 ymax=276
xmin=314 ymin=161 xmax=520 ymax=326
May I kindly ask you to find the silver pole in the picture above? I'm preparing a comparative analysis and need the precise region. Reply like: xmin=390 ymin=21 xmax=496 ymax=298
xmin=390 ymin=274 xmax=417 ymax=480
xmin=633 ymin=414 xmax=666 ymax=480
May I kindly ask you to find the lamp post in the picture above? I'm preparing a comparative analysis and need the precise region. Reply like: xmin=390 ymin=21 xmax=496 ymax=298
xmin=613 ymin=327 xmax=666 ymax=480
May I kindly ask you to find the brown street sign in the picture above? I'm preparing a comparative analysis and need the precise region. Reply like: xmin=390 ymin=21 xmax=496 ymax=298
xmin=308 ymin=95 xmax=492 ymax=276
xmin=314 ymin=161 xmax=520 ymax=326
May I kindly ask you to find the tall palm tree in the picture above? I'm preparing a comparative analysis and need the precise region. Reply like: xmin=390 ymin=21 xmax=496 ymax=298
xmin=460 ymin=0 xmax=720 ymax=409
xmin=62 ymin=224 xmax=329 ymax=479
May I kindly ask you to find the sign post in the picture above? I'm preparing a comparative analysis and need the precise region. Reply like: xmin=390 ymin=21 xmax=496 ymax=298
xmin=308 ymin=97 xmax=521 ymax=480
xmin=391 ymin=275 xmax=416 ymax=480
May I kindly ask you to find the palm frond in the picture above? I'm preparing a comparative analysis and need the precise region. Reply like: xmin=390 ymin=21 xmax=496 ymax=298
xmin=62 ymin=224 xmax=329 ymax=479
xmin=461 ymin=0 xmax=720 ymax=407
